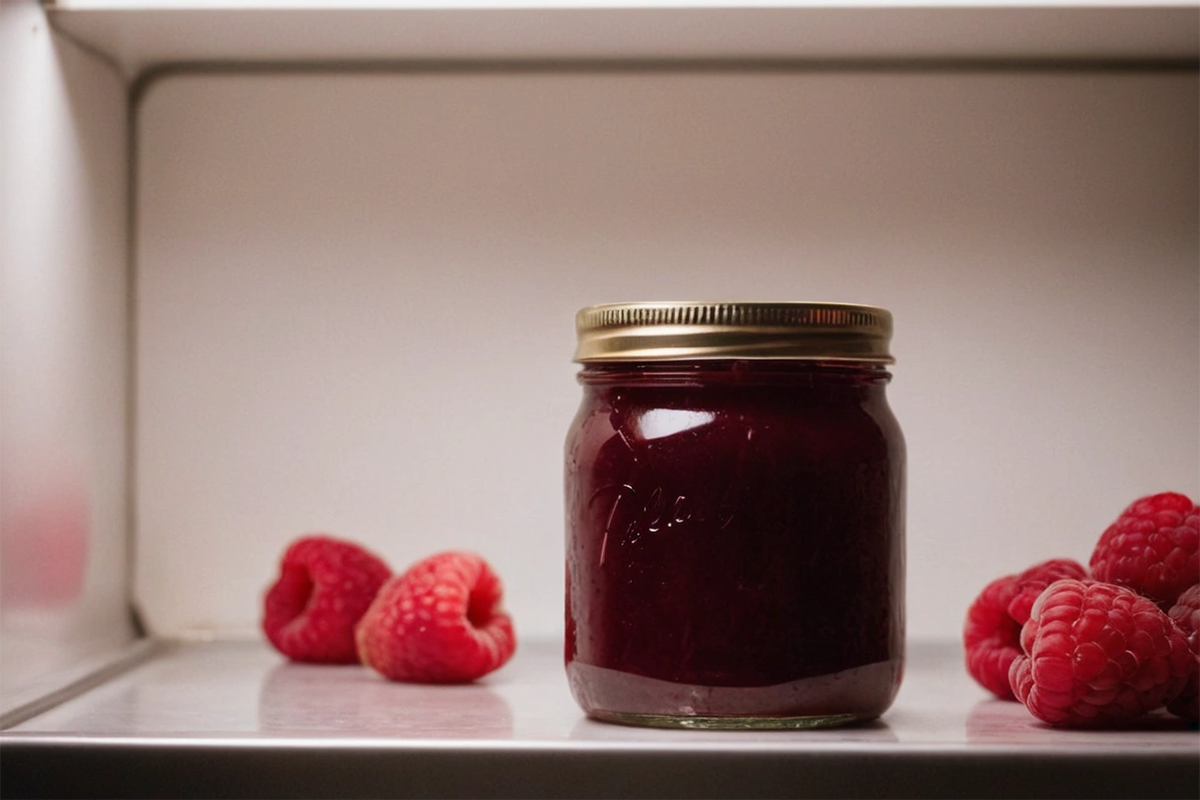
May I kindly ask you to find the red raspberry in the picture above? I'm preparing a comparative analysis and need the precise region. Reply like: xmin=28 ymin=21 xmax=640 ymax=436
xmin=1089 ymin=492 xmax=1199 ymax=609
xmin=1009 ymin=579 xmax=1193 ymax=726
xmin=262 ymin=535 xmax=391 ymax=663
xmin=1169 ymin=584 xmax=1200 ymax=644
xmin=356 ymin=551 xmax=516 ymax=683
xmin=963 ymin=558 xmax=1088 ymax=700
xmin=1166 ymin=584 xmax=1199 ymax=722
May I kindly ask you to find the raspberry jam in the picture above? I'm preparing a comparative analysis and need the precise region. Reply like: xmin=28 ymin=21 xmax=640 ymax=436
xmin=564 ymin=303 xmax=905 ymax=728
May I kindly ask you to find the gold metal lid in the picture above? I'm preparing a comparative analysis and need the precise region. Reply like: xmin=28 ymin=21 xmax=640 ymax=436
xmin=573 ymin=301 xmax=894 ymax=364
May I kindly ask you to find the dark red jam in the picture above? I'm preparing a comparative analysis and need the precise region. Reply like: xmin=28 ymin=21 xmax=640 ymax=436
xmin=564 ymin=360 xmax=905 ymax=727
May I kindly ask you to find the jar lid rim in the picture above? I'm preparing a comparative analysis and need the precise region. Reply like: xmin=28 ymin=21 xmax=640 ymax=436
xmin=573 ymin=301 xmax=894 ymax=364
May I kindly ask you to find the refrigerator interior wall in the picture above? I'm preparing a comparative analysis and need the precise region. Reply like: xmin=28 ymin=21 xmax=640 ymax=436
xmin=0 ymin=0 xmax=135 ymax=714
xmin=42 ymin=4 xmax=1200 ymax=74
xmin=134 ymin=68 xmax=1198 ymax=643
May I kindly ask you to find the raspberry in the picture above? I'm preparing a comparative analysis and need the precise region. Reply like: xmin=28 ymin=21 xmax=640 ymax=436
xmin=963 ymin=558 xmax=1088 ymax=700
xmin=1009 ymin=579 xmax=1193 ymax=727
xmin=1169 ymin=584 xmax=1200 ymax=643
xmin=1166 ymin=584 xmax=1199 ymax=722
xmin=356 ymin=551 xmax=516 ymax=683
xmin=262 ymin=535 xmax=391 ymax=663
xmin=1089 ymin=492 xmax=1199 ymax=609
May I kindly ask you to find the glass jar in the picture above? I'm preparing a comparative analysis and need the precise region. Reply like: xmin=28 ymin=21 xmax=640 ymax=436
xmin=564 ymin=302 xmax=905 ymax=729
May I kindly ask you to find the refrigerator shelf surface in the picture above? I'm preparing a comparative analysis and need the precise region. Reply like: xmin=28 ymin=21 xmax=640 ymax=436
xmin=2 ymin=639 xmax=1197 ymax=798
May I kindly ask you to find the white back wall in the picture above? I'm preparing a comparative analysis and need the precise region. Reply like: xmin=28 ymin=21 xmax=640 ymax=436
xmin=135 ymin=69 xmax=1198 ymax=642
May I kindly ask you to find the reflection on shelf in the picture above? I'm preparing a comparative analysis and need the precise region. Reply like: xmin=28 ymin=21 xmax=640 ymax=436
xmin=258 ymin=661 xmax=514 ymax=738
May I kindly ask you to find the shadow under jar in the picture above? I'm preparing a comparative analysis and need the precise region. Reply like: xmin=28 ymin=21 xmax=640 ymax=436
xmin=564 ymin=302 xmax=905 ymax=729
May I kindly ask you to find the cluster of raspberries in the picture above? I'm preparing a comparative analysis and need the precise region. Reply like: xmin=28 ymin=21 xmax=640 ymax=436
xmin=262 ymin=537 xmax=516 ymax=683
xmin=964 ymin=491 xmax=1199 ymax=727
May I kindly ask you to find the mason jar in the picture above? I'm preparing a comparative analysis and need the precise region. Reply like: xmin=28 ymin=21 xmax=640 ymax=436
xmin=564 ymin=301 xmax=905 ymax=729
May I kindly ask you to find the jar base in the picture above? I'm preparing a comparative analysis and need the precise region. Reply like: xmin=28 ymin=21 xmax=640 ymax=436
xmin=567 ymin=657 xmax=902 ymax=727
xmin=588 ymin=710 xmax=865 ymax=730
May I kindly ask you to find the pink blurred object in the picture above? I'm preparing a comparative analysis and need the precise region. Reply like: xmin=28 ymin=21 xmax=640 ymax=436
xmin=1 ymin=479 xmax=90 ymax=609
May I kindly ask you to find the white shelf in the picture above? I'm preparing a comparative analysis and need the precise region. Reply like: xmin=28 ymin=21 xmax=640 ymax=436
xmin=3 ymin=639 xmax=1197 ymax=797
xmin=47 ymin=3 xmax=1200 ymax=80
